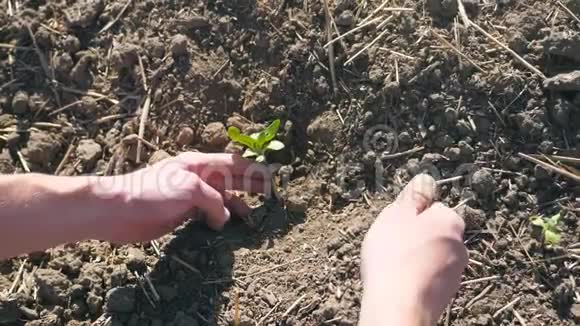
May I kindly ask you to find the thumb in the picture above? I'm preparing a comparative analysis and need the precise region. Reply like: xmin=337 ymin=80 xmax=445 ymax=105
xmin=190 ymin=174 xmax=231 ymax=230
xmin=394 ymin=174 xmax=437 ymax=215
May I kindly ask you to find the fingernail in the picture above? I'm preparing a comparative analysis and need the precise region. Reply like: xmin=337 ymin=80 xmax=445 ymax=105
xmin=396 ymin=174 xmax=436 ymax=214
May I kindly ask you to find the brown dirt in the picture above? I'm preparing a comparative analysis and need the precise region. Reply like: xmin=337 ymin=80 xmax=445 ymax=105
xmin=1 ymin=0 xmax=580 ymax=325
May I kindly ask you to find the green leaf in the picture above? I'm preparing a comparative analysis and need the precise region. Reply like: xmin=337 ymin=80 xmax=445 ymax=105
xmin=250 ymin=132 xmax=260 ymax=140
xmin=529 ymin=215 xmax=544 ymax=227
xmin=256 ymin=131 xmax=268 ymax=146
xmin=228 ymin=126 xmax=258 ymax=150
xmin=228 ymin=120 xmax=284 ymax=163
xmin=262 ymin=119 xmax=281 ymax=143
xmin=547 ymin=213 xmax=561 ymax=229
xmin=266 ymin=140 xmax=285 ymax=151
xmin=544 ymin=229 xmax=561 ymax=246
xmin=242 ymin=148 xmax=258 ymax=158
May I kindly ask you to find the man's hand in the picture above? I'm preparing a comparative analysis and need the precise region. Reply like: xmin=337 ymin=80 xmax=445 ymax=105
xmin=359 ymin=174 xmax=468 ymax=326
xmin=91 ymin=152 xmax=272 ymax=243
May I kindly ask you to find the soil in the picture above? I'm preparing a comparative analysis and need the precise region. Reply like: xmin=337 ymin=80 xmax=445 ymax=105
xmin=1 ymin=0 xmax=580 ymax=325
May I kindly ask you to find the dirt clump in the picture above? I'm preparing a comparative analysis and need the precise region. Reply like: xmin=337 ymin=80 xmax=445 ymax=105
xmin=174 ymin=14 xmax=210 ymax=31
xmin=61 ymin=35 xmax=81 ymax=54
xmin=550 ymin=98 xmax=573 ymax=127
xmin=76 ymin=139 xmax=103 ymax=171
xmin=176 ymin=127 xmax=195 ymax=147
xmin=11 ymin=91 xmax=29 ymax=115
xmin=70 ymin=53 xmax=97 ymax=87
xmin=543 ymin=70 xmax=580 ymax=91
xmin=0 ymin=114 xmax=16 ymax=128
xmin=225 ymin=141 xmax=244 ymax=155
xmin=105 ymin=287 xmax=136 ymax=313
xmin=226 ymin=114 xmax=259 ymax=133
xmin=21 ymin=132 xmax=61 ymax=170
xmin=34 ymin=269 xmax=72 ymax=306
xmin=285 ymin=193 xmax=309 ymax=214
xmin=0 ymin=150 xmax=14 ymax=174
xmin=427 ymin=0 xmax=458 ymax=20
xmin=543 ymin=31 xmax=580 ymax=61
xmin=306 ymin=111 xmax=342 ymax=146
xmin=170 ymin=34 xmax=189 ymax=57
xmin=125 ymin=247 xmax=147 ymax=273
xmin=572 ymin=303 xmax=580 ymax=322
xmin=505 ymin=9 xmax=544 ymax=40
xmin=506 ymin=30 xmax=528 ymax=54
xmin=48 ymin=254 xmax=83 ymax=277
xmin=471 ymin=169 xmax=495 ymax=197
xmin=55 ymin=53 xmax=75 ymax=79
xmin=75 ymin=96 xmax=100 ymax=118
xmin=336 ymin=10 xmax=354 ymax=27
xmin=110 ymin=43 xmax=140 ymax=73
xmin=202 ymin=122 xmax=229 ymax=150
xmin=554 ymin=281 xmax=576 ymax=314
xmin=458 ymin=206 xmax=486 ymax=229
xmin=514 ymin=110 xmax=545 ymax=139
xmin=0 ymin=298 xmax=20 ymax=324
xmin=64 ymin=0 xmax=105 ymax=28
xmin=144 ymin=37 xmax=165 ymax=58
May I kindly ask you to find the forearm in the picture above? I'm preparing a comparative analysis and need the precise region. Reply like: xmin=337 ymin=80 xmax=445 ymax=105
xmin=0 ymin=174 xmax=123 ymax=259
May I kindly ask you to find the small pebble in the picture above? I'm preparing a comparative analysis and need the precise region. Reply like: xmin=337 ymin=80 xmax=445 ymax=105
xmin=170 ymin=34 xmax=189 ymax=56
xmin=336 ymin=10 xmax=354 ymax=26
xmin=176 ymin=127 xmax=195 ymax=147
xmin=11 ymin=91 xmax=29 ymax=115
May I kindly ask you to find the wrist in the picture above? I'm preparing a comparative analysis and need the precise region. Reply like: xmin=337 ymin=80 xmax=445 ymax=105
xmin=359 ymin=286 xmax=434 ymax=326
xmin=84 ymin=175 xmax=132 ymax=241
xmin=36 ymin=174 xmax=114 ymax=241
xmin=37 ymin=174 xmax=131 ymax=241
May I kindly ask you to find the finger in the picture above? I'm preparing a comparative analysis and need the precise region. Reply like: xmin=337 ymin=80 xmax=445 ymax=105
xmin=419 ymin=238 xmax=468 ymax=315
xmin=179 ymin=152 xmax=274 ymax=178
xmin=223 ymin=191 xmax=252 ymax=217
xmin=189 ymin=175 xmax=231 ymax=230
xmin=420 ymin=202 xmax=466 ymax=240
xmin=205 ymin=174 xmax=272 ymax=193
xmin=394 ymin=174 xmax=436 ymax=215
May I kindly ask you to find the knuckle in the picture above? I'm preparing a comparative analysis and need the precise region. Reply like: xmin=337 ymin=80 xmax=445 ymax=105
xmin=378 ymin=204 xmax=399 ymax=220
xmin=189 ymin=174 xmax=202 ymax=190
xmin=454 ymin=214 xmax=466 ymax=232
xmin=177 ymin=151 xmax=201 ymax=164
xmin=444 ymin=210 xmax=465 ymax=234
xmin=425 ymin=202 xmax=466 ymax=233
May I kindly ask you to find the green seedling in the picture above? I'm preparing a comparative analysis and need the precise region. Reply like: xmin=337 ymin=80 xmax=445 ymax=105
xmin=227 ymin=119 xmax=285 ymax=163
xmin=227 ymin=119 xmax=286 ymax=205
xmin=529 ymin=213 xmax=562 ymax=247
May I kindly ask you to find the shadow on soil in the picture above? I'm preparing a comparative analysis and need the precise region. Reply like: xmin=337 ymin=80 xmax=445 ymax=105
xmin=123 ymin=202 xmax=305 ymax=325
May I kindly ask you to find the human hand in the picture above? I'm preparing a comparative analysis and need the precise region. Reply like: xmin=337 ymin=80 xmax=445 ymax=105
xmin=90 ymin=152 xmax=272 ymax=243
xmin=359 ymin=174 xmax=468 ymax=326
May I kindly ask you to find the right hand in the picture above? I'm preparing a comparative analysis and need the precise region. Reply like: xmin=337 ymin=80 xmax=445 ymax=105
xmin=360 ymin=174 xmax=468 ymax=325
xmin=90 ymin=152 xmax=272 ymax=243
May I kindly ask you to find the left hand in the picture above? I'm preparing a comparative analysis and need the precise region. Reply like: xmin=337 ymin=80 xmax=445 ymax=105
xmin=90 ymin=152 xmax=272 ymax=243
xmin=359 ymin=174 xmax=468 ymax=325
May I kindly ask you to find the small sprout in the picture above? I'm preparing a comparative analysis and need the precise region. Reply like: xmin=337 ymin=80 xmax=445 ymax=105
xmin=529 ymin=213 xmax=562 ymax=247
xmin=227 ymin=119 xmax=285 ymax=163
